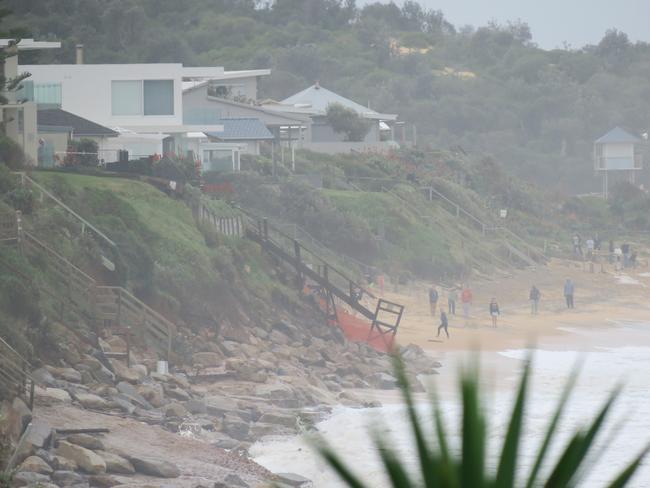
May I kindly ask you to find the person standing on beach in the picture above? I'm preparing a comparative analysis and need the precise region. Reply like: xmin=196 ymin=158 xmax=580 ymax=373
xmin=448 ymin=287 xmax=458 ymax=315
xmin=564 ymin=278 xmax=575 ymax=309
xmin=529 ymin=285 xmax=541 ymax=315
xmin=428 ymin=285 xmax=439 ymax=316
xmin=489 ymin=298 xmax=500 ymax=327
xmin=437 ymin=311 xmax=449 ymax=339
xmin=461 ymin=285 xmax=473 ymax=318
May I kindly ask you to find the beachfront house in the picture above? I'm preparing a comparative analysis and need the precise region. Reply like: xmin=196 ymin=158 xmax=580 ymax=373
xmin=19 ymin=55 xmax=273 ymax=170
xmin=594 ymin=127 xmax=644 ymax=198
xmin=1 ymin=38 xmax=61 ymax=163
xmin=261 ymin=83 xmax=399 ymax=155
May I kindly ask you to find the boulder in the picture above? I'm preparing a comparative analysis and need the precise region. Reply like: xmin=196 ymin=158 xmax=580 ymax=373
xmin=257 ymin=412 xmax=297 ymax=429
xmin=74 ymin=393 xmax=109 ymax=410
xmin=95 ymin=451 xmax=134 ymax=475
xmin=275 ymin=472 xmax=313 ymax=487
xmin=369 ymin=372 xmax=398 ymax=390
xmin=192 ymin=351 xmax=223 ymax=368
xmin=66 ymin=433 xmax=104 ymax=451
xmin=55 ymin=441 xmax=106 ymax=474
xmin=18 ymin=455 xmax=53 ymax=475
xmin=164 ymin=386 xmax=190 ymax=402
xmin=269 ymin=330 xmax=289 ymax=346
xmin=46 ymin=366 xmax=82 ymax=384
xmin=214 ymin=473 xmax=250 ymax=487
xmin=14 ymin=419 xmax=52 ymax=464
xmin=10 ymin=471 xmax=51 ymax=487
xmin=128 ymin=456 xmax=180 ymax=478
xmin=110 ymin=396 xmax=135 ymax=415
xmin=35 ymin=387 xmax=72 ymax=405
xmin=183 ymin=399 xmax=207 ymax=415
xmin=110 ymin=361 xmax=141 ymax=384
xmin=221 ymin=415 xmax=250 ymax=441
xmin=272 ymin=321 xmax=300 ymax=340
xmin=31 ymin=367 xmax=58 ymax=387
xmin=137 ymin=384 xmax=165 ymax=408
xmin=51 ymin=470 xmax=86 ymax=486
xmin=163 ymin=402 xmax=188 ymax=418
xmin=50 ymin=455 xmax=78 ymax=471
xmin=133 ymin=408 xmax=164 ymax=424
xmin=116 ymin=382 xmax=152 ymax=410
xmin=205 ymin=395 xmax=238 ymax=416
xmin=88 ymin=474 xmax=122 ymax=487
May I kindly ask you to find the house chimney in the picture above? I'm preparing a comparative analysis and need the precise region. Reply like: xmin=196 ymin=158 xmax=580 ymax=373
xmin=314 ymin=80 xmax=320 ymax=89
xmin=75 ymin=44 xmax=84 ymax=64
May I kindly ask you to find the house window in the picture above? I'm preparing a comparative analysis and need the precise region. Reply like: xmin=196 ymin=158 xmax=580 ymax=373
xmin=112 ymin=80 xmax=142 ymax=116
xmin=144 ymin=80 xmax=174 ymax=115
xmin=202 ymin=149 xmax=234 ymax=172
xmin=111 ymin=80 xmax=174 ymax=116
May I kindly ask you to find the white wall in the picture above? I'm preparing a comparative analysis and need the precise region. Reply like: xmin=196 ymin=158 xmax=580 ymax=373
xmin=604 ymin=142 xmax=634 ymax=158
xmin=21 ymin=64 xmax=185 ymax=129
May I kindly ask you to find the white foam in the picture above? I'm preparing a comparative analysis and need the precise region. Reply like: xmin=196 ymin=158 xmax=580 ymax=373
xmin=252 ymin=329 xmax=650 ymax=487
xmin=615 ymin=275 xmax=646 ymax=286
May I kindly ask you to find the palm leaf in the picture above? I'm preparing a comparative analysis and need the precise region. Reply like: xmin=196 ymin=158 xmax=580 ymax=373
xmin=460 ymin=361 xmax=486 ymax=488
xmin=606 ymin=446 xmax=649 ymax=488
xmin=494 ymin=357 xmax=531 ymax=487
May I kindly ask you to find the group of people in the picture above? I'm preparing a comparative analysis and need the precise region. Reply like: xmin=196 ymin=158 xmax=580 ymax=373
xmin=573 ymin=234 xmax=637 ymax=269
xmin=429 ymin=278 xmax=578 ymax=339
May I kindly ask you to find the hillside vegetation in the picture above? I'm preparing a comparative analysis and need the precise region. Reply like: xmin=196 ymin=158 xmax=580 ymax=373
xmin=10 ymin=0 xmax=650 ymax=192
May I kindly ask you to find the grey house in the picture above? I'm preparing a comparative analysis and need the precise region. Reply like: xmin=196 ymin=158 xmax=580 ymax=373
xmin=262 ymin=83 xmax=399 ymax=154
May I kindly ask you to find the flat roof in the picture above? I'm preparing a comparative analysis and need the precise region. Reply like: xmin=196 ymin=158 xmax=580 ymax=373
xmin=0 ymin=38 xmax=61 ymax=50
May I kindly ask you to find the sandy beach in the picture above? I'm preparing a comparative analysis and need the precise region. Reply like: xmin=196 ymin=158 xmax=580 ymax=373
xmin=383 ymin=257 xmax=650 ymax=354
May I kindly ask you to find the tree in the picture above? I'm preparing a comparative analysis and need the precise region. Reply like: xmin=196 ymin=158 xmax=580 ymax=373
xmin=326 ymin=103 xmax=371 ymax=141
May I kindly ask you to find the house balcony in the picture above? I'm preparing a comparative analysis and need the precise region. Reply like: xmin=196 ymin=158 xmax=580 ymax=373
xmin=594 ymin=154 xmax=643 ymax=171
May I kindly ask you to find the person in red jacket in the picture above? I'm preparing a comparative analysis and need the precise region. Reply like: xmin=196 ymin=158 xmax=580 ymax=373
xmin=461 ymin=285 xmax=473 ymax=318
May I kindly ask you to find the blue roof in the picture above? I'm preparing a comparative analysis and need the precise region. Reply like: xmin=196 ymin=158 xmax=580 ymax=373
xmin=595 ymin=127 xmax=641 ymax=144
xmin=205 ymin=118 xmax=274 ymax=141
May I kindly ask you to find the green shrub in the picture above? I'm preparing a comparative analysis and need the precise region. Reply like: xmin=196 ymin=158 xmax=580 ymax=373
xmin=0 ymin=135 xmax=25 ymax=170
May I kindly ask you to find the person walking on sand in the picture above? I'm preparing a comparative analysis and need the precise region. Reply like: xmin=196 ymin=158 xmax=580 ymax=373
xmin=489 ymin=298 xmax=500 ymax=327
xmin=564 ymin=278 xmax=575 ymax=309
xmin=448 ymin=287 xmax=458 ymax=315
xmin=461 ymin=285 xmax=473 ymax=318
xmin=529 ymin=285 xmax=541 ymax=315
xmin=428 ymin=285 xmax=439 ymax=316
xmin=437 ymin=311 xmax=449 ymax=339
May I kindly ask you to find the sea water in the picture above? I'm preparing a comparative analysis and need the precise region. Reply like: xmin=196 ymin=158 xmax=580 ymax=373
xmin=251 ymin=322 xmax=650 ymax=487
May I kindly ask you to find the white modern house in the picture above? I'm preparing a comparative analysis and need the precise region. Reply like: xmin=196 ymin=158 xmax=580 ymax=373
xmin=594 ymin=127 xmax=644 ymax=198
xmin=0 ymin=39 xmax=61 ymax=163
xmin=19 ymin=59 xmax=272 ymax=171
xmin=262 ymin=83 xmax=400 ymax=154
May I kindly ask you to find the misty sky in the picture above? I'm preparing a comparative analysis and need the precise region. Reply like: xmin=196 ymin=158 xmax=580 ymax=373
xmin=362 ymin=0 xmax=650 ymax=49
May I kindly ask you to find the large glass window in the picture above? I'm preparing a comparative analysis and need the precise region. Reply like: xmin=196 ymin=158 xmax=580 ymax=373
xmin=111 ymin=80 xmax=142 ymax=116
xmin=144 ymin=80 xmax=174 ymax=115
xmin=202 ymin=149 xmax=234 ymax=172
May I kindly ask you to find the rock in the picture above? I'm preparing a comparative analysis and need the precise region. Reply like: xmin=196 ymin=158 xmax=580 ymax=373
xmin=35 ymin=387 xmax=72 ymax=405
xmin=183 ymin=400 xmax=207 ymax=415
xmin=269 ymin=330 xmax=289 ymax=346
xmin=95 ymin=452 xmax=134 ymax=475
xmin=88 ymin=474 xmax=122 ymax=487
xmin=91 ymin=366 xmax=116 ymax=385
xmin=221 ymin=415 xmax=250 ymax=441
xmin=50 ymin=455 xmax=77 ymax=471
xmin=116 ymin=382 xmax=152 ymax=410
xmin=14 ymin=419 xmax=52 ymax=464
xmin=205 ymin=395 xmax=238 ymax=416
xmin=110 ymin=361 xmax=141 ymax=384
xmin=272 ymin=321 xmax=300 ymax=340
xmin=137 ymin=384 xmax=165 ymax=408
xmin=211 ymin=433 xmax=240 ymax=450
xmin=213 ymin=473 xmax=250 ymax=487
xmin=66 ymin=433 xmax=104 ymax=451
xmin=74 ymin=393 xmax=109 ymax=410
xmin=31 ymin=367 xmax=58 ymax=387
xmin=249 ymin=423 xmax=295 ymax=439
xmin=10 ymin=471 xmax=51 ymax=486
xmin=55 ymin=441 xmax=106 ymax=474
xmin=275 ymin=472 xmax=313 ymax=487
xmin=253 ymin=384 xmax=299 ymax=408
xmin=46 ymin=366 xmax=82 ymax=384
xmin=52 ymin=470 xmax=86 ymax=486
xmin=369 ymin=372 xmax=398 ymax=390
xmin=110 ymin=396 xmax=135 ymax=415
xmin=133 ymin=408 xmax=164 ymax=424
xmin=128 ymin=456 xmax=180 ymax=478
xmin=192 ymin=351 xmax=223 ymax=368
xmin=164 ymin=386 xmax=191 ymax=402
xmin=257 ymin=412 xmax=297 ymax=428
xmin=164 ymin=402 xmax=189 ymax=418
xmin=18 ymin=455 xmax=53 ymax=475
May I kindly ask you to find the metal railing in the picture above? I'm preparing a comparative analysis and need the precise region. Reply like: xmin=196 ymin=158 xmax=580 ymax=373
xmin=95 ymin=286 xmax=174 ymax=362
xmin=0 ymin=335 xmax=34 ymax=410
